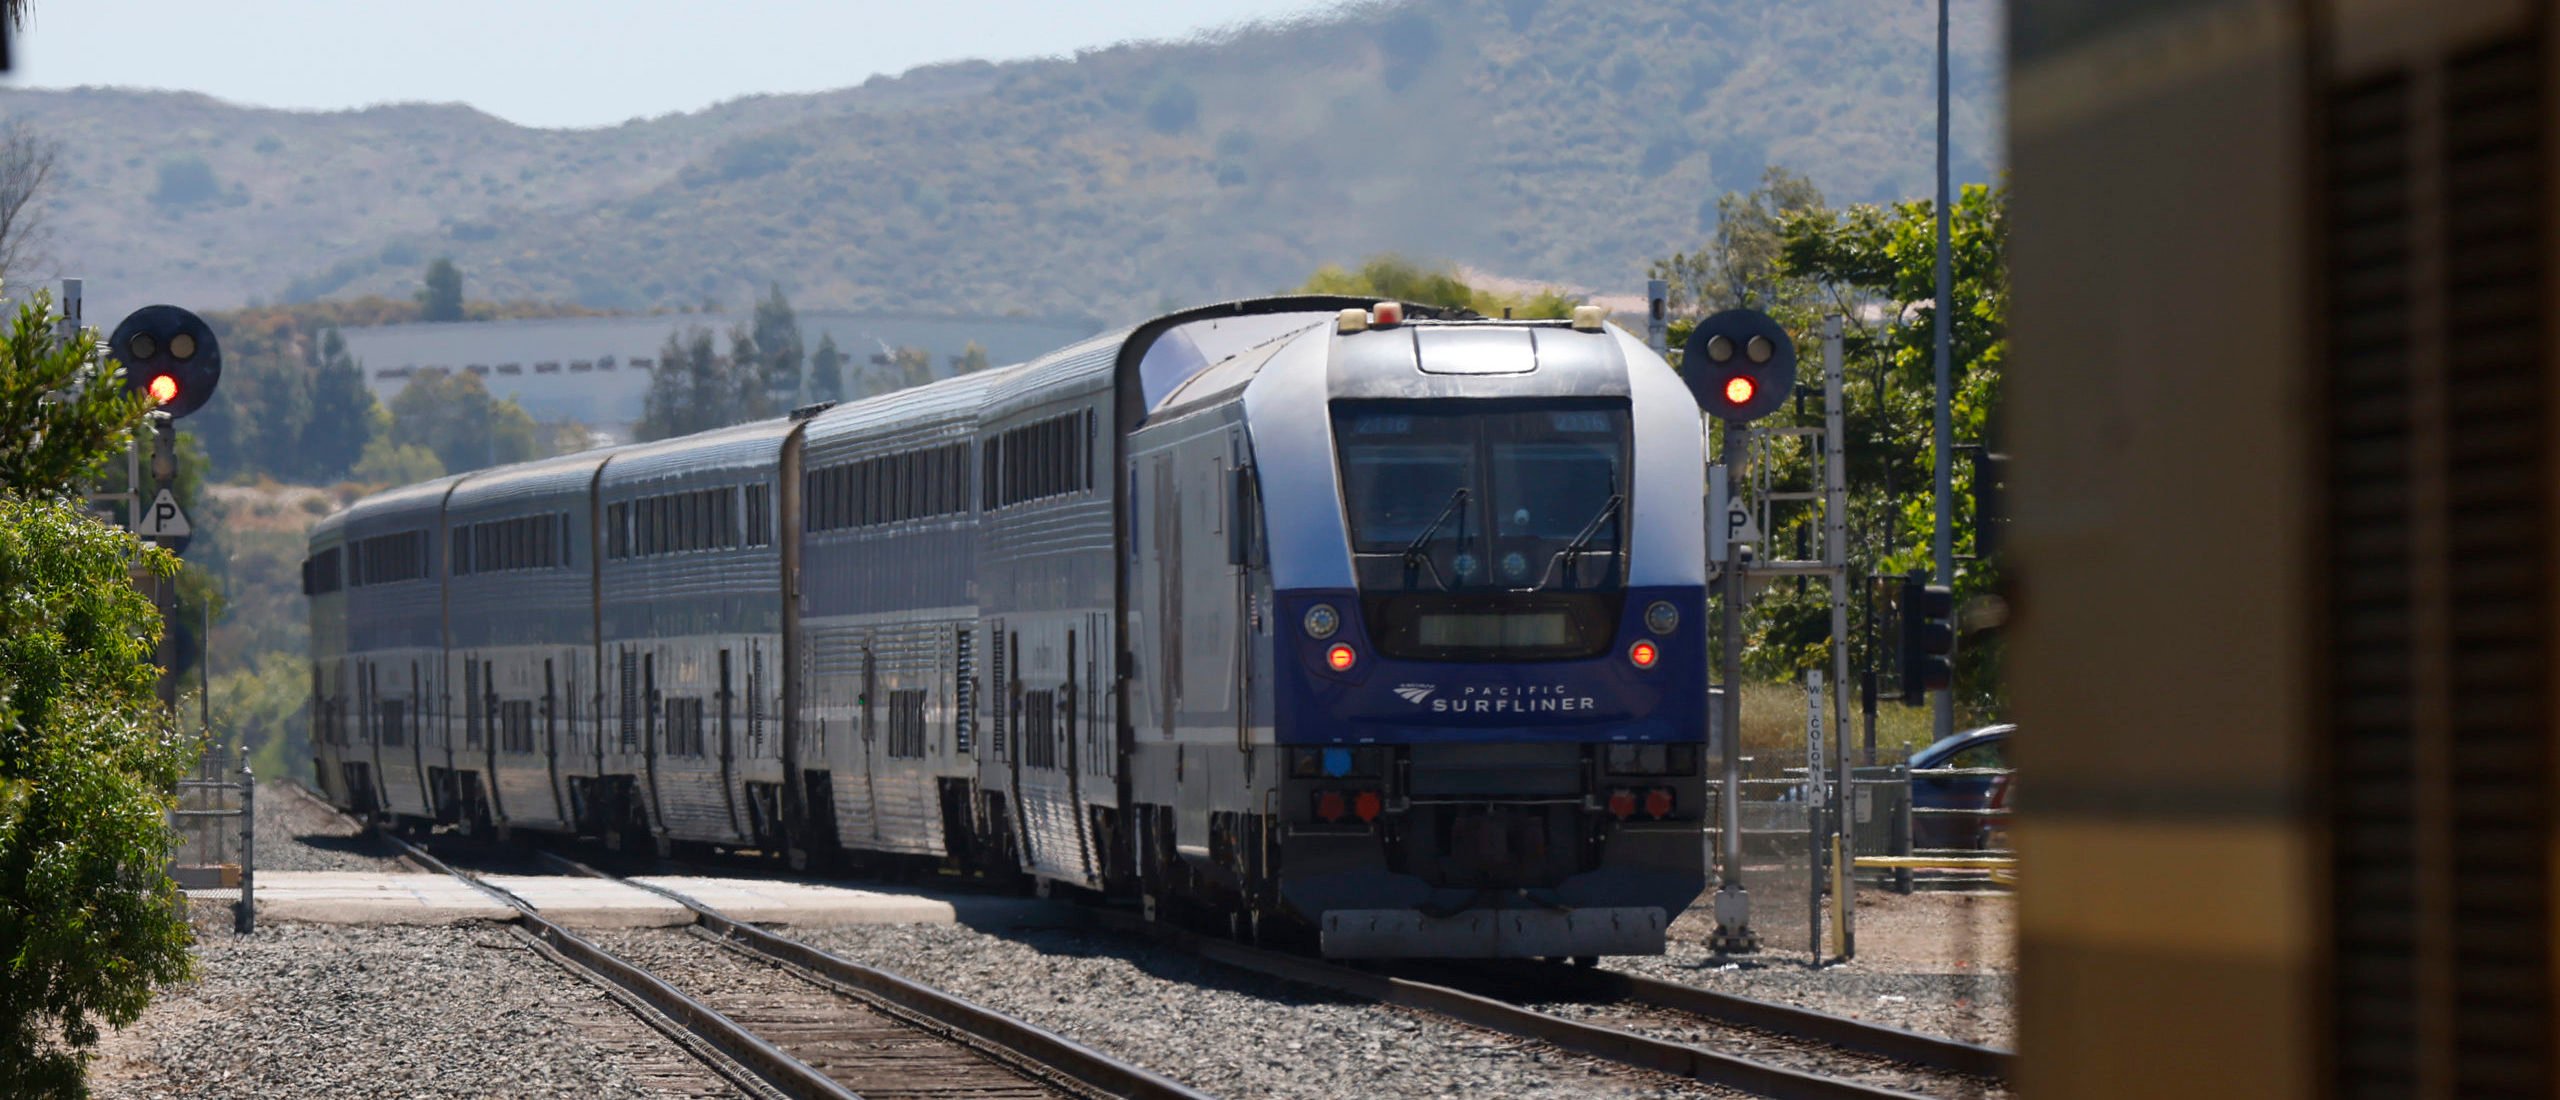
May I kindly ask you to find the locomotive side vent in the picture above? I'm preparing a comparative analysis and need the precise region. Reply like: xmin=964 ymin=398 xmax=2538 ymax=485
xmin=2323 ymin=27 xmax=2551 ymax=1098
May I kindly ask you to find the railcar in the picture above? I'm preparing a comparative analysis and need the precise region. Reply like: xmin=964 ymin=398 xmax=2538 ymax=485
xmin=329 ymin=473 xmax=465 ymax=830
xmin=308 ymin=296 xmax=1712 ymax=958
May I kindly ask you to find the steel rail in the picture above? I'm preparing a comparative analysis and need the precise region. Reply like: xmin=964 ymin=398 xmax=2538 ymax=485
xmin=1447 ymin=959 xmax=2013 ymax=1081
xmin=533 ymin=850 xmax=1214 ymax=1100
xmin=376 ymin=830 xmax=861 ymax=1100
xmin=1089 ymin=909 xmax=1933 ymax=1100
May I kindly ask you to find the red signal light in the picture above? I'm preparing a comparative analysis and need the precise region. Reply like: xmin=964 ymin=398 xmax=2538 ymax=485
xmin=1353 ymin=790 xmax=1382 ymax=823
xmin=1607 ymin=789 xmax=1637 ymax=820
xmin=1722 ymin=375 xmax=1756 ymax=406
xmin=1645 ymin=787 xmax=1674 ymax=819
xmin=1327 ymin=643 xmax=1357 ymax=672
xmin=1628 ymin=640 xmax=1658 ymax=668
xmin=147 ymin=374 xmax=179 ymax=404
xmin=1315 ymin=790 xmax=1347 ymax=823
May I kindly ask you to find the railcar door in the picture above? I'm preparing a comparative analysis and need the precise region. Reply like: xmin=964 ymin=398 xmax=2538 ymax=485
xmin=718 ymin=648 xmax=742 ymax=839
xmin=545 ymin=658 xmax=565 ymax=826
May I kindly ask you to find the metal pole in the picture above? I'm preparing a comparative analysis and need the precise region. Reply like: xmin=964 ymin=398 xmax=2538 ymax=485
xmin=1929 ymin=0 xmax=1957 ymax=743
xmin=235 ymin=764 xmax=255 ymax=935
xmin=1824 ymin=316 xmax=1855 ymax=958
xmin=1710 ymin=422 xmax=1756 ymax=953
xmin=1805 ymin=669 xmax=1825 ymax=963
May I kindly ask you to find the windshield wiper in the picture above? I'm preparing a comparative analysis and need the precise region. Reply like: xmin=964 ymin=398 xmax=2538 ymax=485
xmin=1401 ymin=487 xmax=1468 ymax=589
xmin=1535 ymin=493 xmax=1623 ymax=590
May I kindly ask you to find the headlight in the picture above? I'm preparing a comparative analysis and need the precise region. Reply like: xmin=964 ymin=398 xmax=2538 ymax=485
xmin=1644 ymin=600 xmax=1680 ymax=635
xmin=1605 ymin=743 xmax=1671 ymax=775
xmin=1303 ymin=603 xmax=1340 ymax=639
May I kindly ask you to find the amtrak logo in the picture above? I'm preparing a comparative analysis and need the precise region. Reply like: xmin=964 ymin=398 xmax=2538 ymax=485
xmin=1393 ymin=683 xmax=1438 ymax=704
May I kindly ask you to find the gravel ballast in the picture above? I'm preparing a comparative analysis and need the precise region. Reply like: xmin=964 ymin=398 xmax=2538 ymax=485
xmin=250 ymin=781 xmax=415 ymax=873
xmin=792 ymin=922 xmax=1742 ymax=1100
xmin=1605 ymin=889 xmax=2016 ymax=1049
xmin=87 ymin=921 xmax=745 ymax=1100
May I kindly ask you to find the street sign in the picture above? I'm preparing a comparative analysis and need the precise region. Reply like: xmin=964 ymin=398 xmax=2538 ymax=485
xmin=137 ymin=488 xmax=191 ymax=550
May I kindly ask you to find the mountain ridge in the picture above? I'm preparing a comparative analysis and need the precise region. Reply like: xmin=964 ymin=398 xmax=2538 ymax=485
xmin=3 ymin=0 xmax=2000 ymax=326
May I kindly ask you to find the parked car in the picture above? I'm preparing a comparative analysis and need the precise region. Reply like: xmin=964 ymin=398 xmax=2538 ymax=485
xmin=1907 ymin=723 xmax=2013 ymax=851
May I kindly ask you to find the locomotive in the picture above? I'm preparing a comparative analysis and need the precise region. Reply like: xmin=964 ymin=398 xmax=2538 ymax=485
xmin=307 ymin=296 xmax=1712 ymax=958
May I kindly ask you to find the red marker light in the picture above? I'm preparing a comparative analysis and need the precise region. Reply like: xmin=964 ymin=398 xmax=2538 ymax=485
xmin=1327 ymin=643 xmax=1357 ymax=672
xmin=1722 ymin=375 xmax=1756 ymax=406
xmin=147 ymin=374 xmax=179 ymax=404
xmin=1607 ymin=789 xmax=1637 ymax=820
xmin=1353 ymin=790 xmax=1382 ymax=823
xmin=1645 ymin=787 xmax=1675 ymax=819
xmin=1628 ymin=640 xmax=1659 ymax=668
xmin=1315 ymin=790 xmax=1347 ymax=823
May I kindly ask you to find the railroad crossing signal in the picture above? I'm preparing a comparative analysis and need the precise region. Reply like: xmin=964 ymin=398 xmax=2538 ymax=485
xmin=1683 ymin=308 xmax=1796 ymax=423
xmin=1899 ymin=571 xmax=1955 ymax=704
xmin=109 ymin=305 xmax=222 ymax=419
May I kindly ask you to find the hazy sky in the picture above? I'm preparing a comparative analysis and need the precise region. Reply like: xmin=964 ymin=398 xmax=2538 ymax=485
xmin=7 ymin=0 xmax=1346 ymax=129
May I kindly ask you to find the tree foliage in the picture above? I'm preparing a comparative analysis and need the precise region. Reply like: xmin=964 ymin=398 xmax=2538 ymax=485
xmin=416 ymin=258 xmax=464 ymax=322
xmin=808 ymin=331 xmax=846 ymax=403
xmin=0 ymin=294 xmax=150 ymax=493
xmin=1299 ymin=255 xmax=1577 ymax=319
xmin=0 ymin=294 xmax=196 ymax=1097
xmin=386 ymin=370 xmax=536 ymax=475
xmin=1653 ymin=176 xmax=2009 ymax=717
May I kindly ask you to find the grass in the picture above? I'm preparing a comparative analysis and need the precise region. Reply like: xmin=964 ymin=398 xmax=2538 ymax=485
xmin=1736 ymin=681 xmax=1939 ymax=777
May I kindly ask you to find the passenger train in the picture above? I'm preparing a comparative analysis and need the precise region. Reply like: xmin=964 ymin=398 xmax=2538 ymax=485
xmin=306 ymin=296 xmax=1713 ymax=958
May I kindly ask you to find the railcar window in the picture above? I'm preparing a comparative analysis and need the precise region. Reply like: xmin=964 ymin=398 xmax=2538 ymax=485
xmin=302 ymin=547 xmax=344 ymax=594
xmin=746 ymin=484 xmax=770 ymax=547
xmin=989 ymin=411 xmax=1093 ymax=509
xmin=349 ymin=529 xmax=430 ymax=586
xmin=664 ymin=697 xmax=705 ymax=756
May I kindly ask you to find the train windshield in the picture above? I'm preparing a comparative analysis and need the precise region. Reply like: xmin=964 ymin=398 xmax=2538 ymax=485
xmin=1333 ymin=401 xmax=1629 ymax=660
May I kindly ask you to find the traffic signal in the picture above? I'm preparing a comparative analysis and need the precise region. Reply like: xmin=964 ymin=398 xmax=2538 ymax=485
xmin=1682 ymin=308 xmax=1796 ymax=423
xmin=1899 ymin=571 xmax=1956 ymax=704
xmin=109 ymin=305 xmax=222 ymax=419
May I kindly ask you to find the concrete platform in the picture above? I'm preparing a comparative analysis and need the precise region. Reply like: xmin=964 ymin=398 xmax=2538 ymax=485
xmin=246 ymin=872 xmax=514 ymax=925
xmin=480 ymin=874 xmax=692 ymax=928
xmin=635 ymin=877 xmax=960 ymax=926
xmin=234 ymin=871 xmax=1061 ymax=929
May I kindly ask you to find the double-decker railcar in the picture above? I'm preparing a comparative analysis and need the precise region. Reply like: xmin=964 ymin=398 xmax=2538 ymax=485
xmin=594 ymin=419 xmax=796 ymax=855
xmin=443 ymin=447 xmax=622 ymax=839
xmin=333 ymin=474 xmax=464 ymax=831
xmin=308 ymin=296 xmax=1711 ymax=959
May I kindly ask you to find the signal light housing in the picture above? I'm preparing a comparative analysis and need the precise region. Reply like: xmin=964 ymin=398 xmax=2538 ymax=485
xmin=1683 ymin=308 xmax=1795 ymax=424
xmin=111 ymin=304 xmax=223 ymax=419
xmin=1628 ymin=639 xmax=1659 ymax=669
xmin=1899 ymin=572 xmax=1958 ymax=704
xmin=1315 ymin=790 xmax=1347 ymax=823
xmin=1607 ymin=789 xmax=1637 ymax=820
xmin=1353 ymin=790 xmax=1382 ymax=823
xmin=1326 ymin=643 xmax=1357 ymax=672
xmin=1644 ymin=787 xmax=1675 ymax=819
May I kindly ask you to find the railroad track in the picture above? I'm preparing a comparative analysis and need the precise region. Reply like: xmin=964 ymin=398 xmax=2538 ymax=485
xmin=279 ymin=784 xmax=1207 ymax=1100
xmin=1095 ymin=908 xmax=2007 ymax=1100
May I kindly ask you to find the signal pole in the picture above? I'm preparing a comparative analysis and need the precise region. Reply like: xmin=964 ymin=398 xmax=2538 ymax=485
xmin=1929 ymin=0 xmax=1957 ymax=742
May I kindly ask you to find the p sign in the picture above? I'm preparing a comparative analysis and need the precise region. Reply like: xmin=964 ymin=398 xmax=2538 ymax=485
xmin=137 ymin=487 xmax=192 ymax=553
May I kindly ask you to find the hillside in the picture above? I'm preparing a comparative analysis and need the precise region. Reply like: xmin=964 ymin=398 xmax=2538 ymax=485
xmin=3 ymin=0 xmax=2000 ymax=325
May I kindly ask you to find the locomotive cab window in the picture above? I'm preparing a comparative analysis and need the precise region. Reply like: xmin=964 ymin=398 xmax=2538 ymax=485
xmin=1334 ymin=401 xmax=1630 ymax=661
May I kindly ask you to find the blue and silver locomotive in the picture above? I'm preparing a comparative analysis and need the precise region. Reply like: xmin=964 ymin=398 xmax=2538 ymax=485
xmin=308 ymin=296 xmax=1711 ymax=958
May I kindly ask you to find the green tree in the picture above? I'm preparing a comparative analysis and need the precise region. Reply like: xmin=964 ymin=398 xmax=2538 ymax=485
xmin=0 ymin=293 xmax=153 ymax=492
xmin=725 ymin=323 xmax=772 ymax=423
xmin=956 ymin=340 xmax=991 ymax=375
xmin=1648 ymin=166 xmax=1829 ymax=317
xmin=417 ymin=258 xmax=464 ymax=322
xmin=1299 ymin=255 xmax=1576 ymax=319
xmin=751 ymin=282 xmax=804 ymax=403
xmin=0 ymin=293 xmax=196 ymax=1097
xmin=808 ymin=331 xmax=846 ymax=403
xmin=352 ymin=437 xmax=443 ymax=485
xmin=386 ymin=371 xmax=535 ymax=474
xmin=297 ymin=326 xmax=377 ymax=482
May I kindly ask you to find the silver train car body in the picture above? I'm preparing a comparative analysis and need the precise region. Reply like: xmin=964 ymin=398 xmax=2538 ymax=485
xmin=308 ymin=297 xmax=1712 ymax=958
